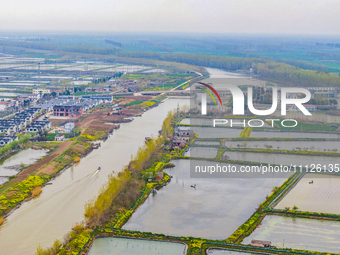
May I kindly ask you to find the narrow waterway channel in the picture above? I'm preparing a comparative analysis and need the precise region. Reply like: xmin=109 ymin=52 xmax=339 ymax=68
xmin=0 ymin=98 xmax=189 ymax=255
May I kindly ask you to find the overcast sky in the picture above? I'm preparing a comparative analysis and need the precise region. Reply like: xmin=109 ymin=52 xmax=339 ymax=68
xmin=0 ymin=0 xmax=339 ymax=35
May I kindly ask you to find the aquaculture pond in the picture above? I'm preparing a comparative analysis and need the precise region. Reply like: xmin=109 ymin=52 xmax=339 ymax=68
xmin=183 ymin=147 xmax=218 ymax=158
xmin=276 ymin=173 xmax=340 ymax=214
xmin=243 ymin=215 xmax=340 ymax=253
xmin=223 ymin=151 xmax=340 ymax=168
xmin=189 ymin=127 xmax=242 ymax=138
xmin=224 ymin=140 xmax=340 ymax=151
xmin=0 ymin=148 xmax=48 ymax=176
xmin=250 ymin=130 xmax=340 ymax=139
xmin=88 ymin=237 xmax=187 ymax=255
xmin=208 ymin=249 xmax=259 ymax=255
xmin=194 ymin=141 xmax=220 ymax=146
xmin=123 ymin=159 xmax=288 ymax=240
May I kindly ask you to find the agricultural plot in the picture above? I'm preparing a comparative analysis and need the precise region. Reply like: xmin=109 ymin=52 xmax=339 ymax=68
xmin=243 ymin=215 xmax=340 ymax=253
xmin=123 ymin=159 xmax=288 ymax=240
xmin=183 ymin=147 xmax=218 ymax=158
xmin=276 ymin=173 xmax=340 ymax=214
xmin=224 ymin=140 xmax=340 ymax=151
xmin=189 ymin=127 xmax=242 ymax=138
xmin=223 ymin=151 xmax=340 ymax=167
xmin=250 ymin=130 xmax=340 ymax=139
xmin=88 ymin=237 xmax=187 ymax=255
xmin=103 ymin=65 xmax=147 ymax=72
xmin=194 ymin=141 xmax=220 ymax=146
xmin=208 ymin=249 xmax=258 ymax=255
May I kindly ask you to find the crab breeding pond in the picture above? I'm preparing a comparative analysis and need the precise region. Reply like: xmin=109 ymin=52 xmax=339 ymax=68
xmin=222 ymin=151 xmax=340 ymax=167
xmin=275 ymin=173 xmax=340 ymax=214
xmin=224 ymin=140 xmax=340 ymax=151
xmin=207 ymin=249 xmax=260 ymax=255
xmin=188 ymin=127 xmax=242 ymax=138
xmin=243 ymin=215 xmax=340 ymax=253
xmin=123 ymin=159 xmax=289 ymax=240
xmin=250 ymin=130 xmax=340 ymax=139
xmin=87 ymin=237 xmax=187 ymax=255
xmin=183 ymin=147 xmax=219 ymax=158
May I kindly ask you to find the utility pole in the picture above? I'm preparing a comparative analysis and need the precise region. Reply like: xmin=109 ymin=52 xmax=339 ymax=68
xmin=175 ymin=103 xmax=180 ymax=135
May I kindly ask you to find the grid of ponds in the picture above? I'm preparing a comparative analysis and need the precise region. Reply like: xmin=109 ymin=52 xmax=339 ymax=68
xmin=123 ymin=159 xmax=288 ymax=240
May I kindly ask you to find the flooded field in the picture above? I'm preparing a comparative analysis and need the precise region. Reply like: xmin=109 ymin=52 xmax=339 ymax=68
xmin=88 ymin=237 xmax=187 ymax=255
xmin=0 ymin=149 xmax=48 ymax=176
xmin=194 ymin=141 xmax=220 ymax=146
xmin=251 ymin=130 xmax=340 ymax=139
xmin=276 ymin=173 xmax=340 ymax=214
xmin=189 ymin=127 xmax=242 ymax=138
xmin=243 ymin=215 xmax=340 ymax=253
xmin=183 ymin=147 xmax=218 ymax=158
xmin=224 ymin=140 xmax=340 ymax=151
xmin=123 ymin=159 xmax=287 ymax=239
xmin=208 ymin=249 xmax=258 ymax=255
xmin=224 ymin=151 xmax=340 ymax=167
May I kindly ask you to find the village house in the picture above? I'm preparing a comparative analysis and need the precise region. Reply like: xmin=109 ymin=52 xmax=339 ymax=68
xmin=171 ymin=138 xmax=186 ymax=148
xmin=288 ymin=104 xmax=317 ymax=112
xmin=155 ymin=172 xmax=164 ymax=181
xmin=53 ymin=105 xmax=83 ymax=118
xmin=0 ymin=135 xmax=18 ymax=146
xmin=55 ymin=134 xmax=65 ymax=141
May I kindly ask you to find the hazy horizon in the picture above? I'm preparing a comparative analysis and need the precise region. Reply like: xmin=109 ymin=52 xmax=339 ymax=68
xmin=1 ymin=0 xmax=340 ymax=35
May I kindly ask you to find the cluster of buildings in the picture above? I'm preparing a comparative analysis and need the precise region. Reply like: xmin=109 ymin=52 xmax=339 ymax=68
xmin=84 ymin=87 xmax=112 ymax=93
xmin=0 ymin=107 xmax=51 ymax=146
xmin=53 ymin=95 xmax=113 ymax=118
xmin=171 ymin=129 xmax=194 ymax=148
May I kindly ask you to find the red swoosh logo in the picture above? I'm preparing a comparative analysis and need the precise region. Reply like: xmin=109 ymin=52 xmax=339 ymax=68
xmin=198 ymin=82 xmax=222 ymax=106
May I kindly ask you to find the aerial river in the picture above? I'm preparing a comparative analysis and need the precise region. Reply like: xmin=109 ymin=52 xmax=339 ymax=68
xmin=3 ymin=67 xmax=333 ymax=254
xmin=0 ymin=98 xmax=189 ymax=255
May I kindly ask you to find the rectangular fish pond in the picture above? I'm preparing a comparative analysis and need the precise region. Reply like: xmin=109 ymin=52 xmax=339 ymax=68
xmin=223 ymin=151 xmax=340 ymax=168
xmin=250 ymin=130 xmax=340 ymax=139
xmin=207 ymin=249 xmax=261 ymax=255
xmin=224 ymin=140 xmax=340 ymax=151
xmin=183 ymin=147 xmax=219 ymax=158
xmin=275 ymin=173 xmax=340 ymax=214
xmin=243 ymin=215 xmax=340 ymax=253
xmin=87 ymin=237 xmax=187 ymax=255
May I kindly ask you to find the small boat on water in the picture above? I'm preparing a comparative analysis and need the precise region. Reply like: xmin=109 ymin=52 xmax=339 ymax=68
xmin=98 ymin=167 xmax=101 ymax=171
xmin=190 ymin=184 xmax=196 ymax=188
